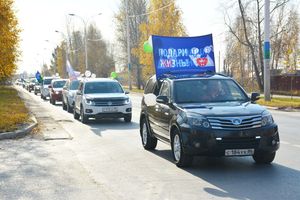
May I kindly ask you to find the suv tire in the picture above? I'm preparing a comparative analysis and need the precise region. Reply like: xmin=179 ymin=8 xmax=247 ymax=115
xmin=51 ymin=99 xmax=56 ymax=105
xmin=172 ymin=129 xmax=193 ymax=168
xmin=67 ymin=102 xmax=73 ymax=113
xmin=252 ymin=151 xmax=275 ymax=164
xmin=62 ymin=100 xmax=67 ymax=110
xmin=140 ymin=118 xmax=157 ymax=150
xmin=73 ymin=107 xmax=80 ymax=120
xmin=124 ymin=113 xmax=132 ymax=122
xmin=80 ymin=106 xmax=89 ymax=124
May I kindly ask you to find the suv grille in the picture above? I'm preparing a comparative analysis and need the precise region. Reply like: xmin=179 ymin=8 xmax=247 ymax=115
xmin=93 ymin=98 xmax=126 ymax=106
xmin=207 ymin=115 xmax=262 ymax=130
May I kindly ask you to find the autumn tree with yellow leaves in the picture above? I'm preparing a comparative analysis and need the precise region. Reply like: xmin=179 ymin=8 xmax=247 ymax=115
xmin=133 ymin=0 xmax=186 ymax=81
xmin=0 ymin=0 xmax=20 ymax=82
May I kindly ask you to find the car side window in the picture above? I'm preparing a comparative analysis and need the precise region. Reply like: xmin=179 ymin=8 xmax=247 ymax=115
xmin=66 ymin=81 xmax=70 ymax=90
xmin=159 ymin=81 xmax=170 ymax=97
xmin=144 ymin=79 xmax=155 ymax=94
xmin=78 ymin=82 xmax=83 ymax=93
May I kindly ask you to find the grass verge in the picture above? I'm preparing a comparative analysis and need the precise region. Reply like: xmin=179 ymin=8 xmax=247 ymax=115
xmin=0 ymin=86 xmax=29 ymax=133
xmin=257 ymin=97 xmax=300 ymax=109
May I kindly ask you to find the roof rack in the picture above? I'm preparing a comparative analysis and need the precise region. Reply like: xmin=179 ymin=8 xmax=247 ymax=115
xmin=159 ymin=70 xmax=228 ymax=80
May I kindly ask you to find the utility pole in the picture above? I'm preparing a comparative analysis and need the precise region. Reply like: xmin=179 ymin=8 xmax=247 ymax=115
xmin=68 ymin=13 xmax=102 ymax=71
xmin=264 ymin=0 xmax=271 ymax=101
xmin=125 ymin=0 xmax=132 ymax=90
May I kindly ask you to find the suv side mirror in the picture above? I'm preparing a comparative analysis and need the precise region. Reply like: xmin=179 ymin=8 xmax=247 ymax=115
xmin=63 ymin=86 xmax=67 ymax=90
xmin=250 ymin=92 xmax=260 ymax=102
xmin=76 ymin=91 xmax=82 ymax=95
xmin=156 ymin=96 xmax=169 ymax=104
xmin=125 ymin=91 xmax=130 ymax=94
xmin=48 ymin=85 xmax=52 ymax=89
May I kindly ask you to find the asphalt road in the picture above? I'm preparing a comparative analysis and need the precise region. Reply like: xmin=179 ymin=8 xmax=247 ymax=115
xmin=1 ymin=87 xmax=300 ymax=200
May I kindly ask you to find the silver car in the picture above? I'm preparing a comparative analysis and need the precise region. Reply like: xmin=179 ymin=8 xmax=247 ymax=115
xmin=41 ymin=77 xmax=59 ymax=100
xmin=62 ymin=79 xmax=80 ymax=113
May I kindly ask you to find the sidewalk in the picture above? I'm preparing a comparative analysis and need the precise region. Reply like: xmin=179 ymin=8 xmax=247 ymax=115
xmin=0 ymin=88 xmax=110 ymax=200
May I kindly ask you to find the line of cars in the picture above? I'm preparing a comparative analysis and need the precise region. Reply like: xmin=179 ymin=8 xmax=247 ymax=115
xmin=20 ymin=72 xmax=280 ymax=168
xmin=27 ymin=76 xmax=132 ymax=124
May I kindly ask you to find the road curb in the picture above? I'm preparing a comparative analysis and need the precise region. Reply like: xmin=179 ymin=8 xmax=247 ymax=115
xmin=0 ymin=115 xmax=38 ymax=140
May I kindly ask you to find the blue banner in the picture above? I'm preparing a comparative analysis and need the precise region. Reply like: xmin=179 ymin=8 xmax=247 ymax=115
xmin=152 ymin=34 xmax=215 ymax=79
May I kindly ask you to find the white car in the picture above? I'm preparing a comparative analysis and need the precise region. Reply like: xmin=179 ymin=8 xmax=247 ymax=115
xmin=73 ymin=78 xmax=132 ymax=123
xmin=40 ymin=76 xmax=59 ymax=100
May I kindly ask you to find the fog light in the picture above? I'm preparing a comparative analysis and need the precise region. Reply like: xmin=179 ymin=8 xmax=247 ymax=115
xmin=85 ymin=109 xmax=93 ymax=113
xmin=272 ymin=140 xmax=277 ymax=145
xmin=194 ymin=142 xmax=201 ymax=148
xmin=126 ymin=108 xmax=132 ymax=112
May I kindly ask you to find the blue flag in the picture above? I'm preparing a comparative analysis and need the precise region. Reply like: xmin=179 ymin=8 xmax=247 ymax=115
xmin=35 ymin=71 xmax=43 ymax=83
xmin=152 ymin=34 xmax=215 ymax=79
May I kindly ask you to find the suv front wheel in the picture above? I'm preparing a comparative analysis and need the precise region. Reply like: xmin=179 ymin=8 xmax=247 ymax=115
xmin=124 ymin=113 xmax=132 ymax=123
xmin=172 ymin=129 xmax=193 ymax=168
xmin=73 ymin=107 xmax=80 ymax=120
xmin=252 ymin=151 xmax=276 ymax=164
xmin=140 ymin=118 xmax=157 ymax=150
xmin=80 ymin=106 xmax=89 ymax=124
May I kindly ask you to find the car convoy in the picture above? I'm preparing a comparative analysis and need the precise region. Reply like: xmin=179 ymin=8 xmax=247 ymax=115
xmin=19 ymin=72 xmax=280 ymax=168
xmin=16 ymin=34 xmax=279 ymax=168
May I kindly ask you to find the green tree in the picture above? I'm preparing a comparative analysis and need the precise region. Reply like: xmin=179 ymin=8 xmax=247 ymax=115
xmin=0 ymin=0 xmax=20 ymax=82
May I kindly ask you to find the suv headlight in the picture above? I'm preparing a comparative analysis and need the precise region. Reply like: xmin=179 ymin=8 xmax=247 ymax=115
xmin=124 ymin=98 xmax=131 ymax=104
xmin=181 ymin=112 xmax=210 ymax=128
xmin=85 ymin=98 xmax=95 ymax=106
xmin=261 ymin=111 xmax=274 ymax=126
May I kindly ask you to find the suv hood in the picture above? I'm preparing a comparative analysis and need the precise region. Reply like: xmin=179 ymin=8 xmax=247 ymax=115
xmin=179 ymin=102 xmax=265 ymax=116
xmin=85 ymin=93 xmax=128 ymax=99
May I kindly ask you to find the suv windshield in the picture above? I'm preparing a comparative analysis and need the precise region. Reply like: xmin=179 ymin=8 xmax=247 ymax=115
xmin=70 ymin=80 xmax=80 ymax=90
xmin=174 ymin=79 xmax=248 ymax=103
xmin=53 ymin=80 xmax=66 ymax=88
xmin=43 ymin=79 xmax=53 ymax=85
xmin=84 ymin=82 xmax=123 ymax=94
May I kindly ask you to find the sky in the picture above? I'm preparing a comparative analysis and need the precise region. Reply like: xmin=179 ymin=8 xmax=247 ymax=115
xmin=14 ymin=0 xmax=231 ymax=74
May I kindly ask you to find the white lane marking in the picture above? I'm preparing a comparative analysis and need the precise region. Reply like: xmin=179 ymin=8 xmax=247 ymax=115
xmin=280 ymin=141 xmax=290 ymax=145
xmin=292 ymin=144 xmax=300 ymax=148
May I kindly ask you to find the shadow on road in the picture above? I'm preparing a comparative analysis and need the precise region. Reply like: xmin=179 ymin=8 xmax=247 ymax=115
xmin=85 ymin=119 xmax=139 ymax=137
xmin=150 ymin=149 xmax=300 ymax=200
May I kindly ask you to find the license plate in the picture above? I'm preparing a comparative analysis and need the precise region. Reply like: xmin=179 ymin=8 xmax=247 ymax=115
xmin=102 ymin=107 xmax=118 ymax=113
xmin=225 ymin=149 xmax=254 ymax=156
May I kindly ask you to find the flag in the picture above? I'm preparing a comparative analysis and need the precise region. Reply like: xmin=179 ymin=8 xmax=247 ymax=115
xmin=35 ymin=71 xmax=43 ymax=83
xmin=151 ymin=34 xmax=215 ymax=80
xmin=66 ymin=60 xmax=80 ymax=80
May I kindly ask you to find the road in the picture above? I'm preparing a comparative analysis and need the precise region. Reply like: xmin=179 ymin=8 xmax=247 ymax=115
xmin=1 ymin=87 xmax=300 ymax=200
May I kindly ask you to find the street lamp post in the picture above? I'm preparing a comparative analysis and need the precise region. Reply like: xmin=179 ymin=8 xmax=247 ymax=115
xmin=68 ymin=13 xmax=101 ymax=71
xmin=125 ymin=0 xmax=132 ymax=90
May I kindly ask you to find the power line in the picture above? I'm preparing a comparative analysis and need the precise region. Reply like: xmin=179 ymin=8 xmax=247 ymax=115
xmin=129 ymin=2 xmax=174 ymax=18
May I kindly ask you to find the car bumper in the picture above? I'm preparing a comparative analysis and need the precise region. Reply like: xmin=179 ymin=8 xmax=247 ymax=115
xmin=51 ymin=93 xmax=63 ymax=101
xmin=34 ymin=87 xmax=41 ymax=92
xmin=84 ymin=104 xmax=132 ymax=118
xmin=180 ymin=124 xmax=280 ymax=156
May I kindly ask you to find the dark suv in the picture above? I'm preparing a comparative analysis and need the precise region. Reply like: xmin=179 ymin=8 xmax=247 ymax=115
xmin=140 ymin=74 xmax=280 ymax=167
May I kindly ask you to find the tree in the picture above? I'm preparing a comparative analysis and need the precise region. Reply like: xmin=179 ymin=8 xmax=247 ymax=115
xmin=115 ymin=0 xmax=147 ymax=89
xmin=134 ymin=0 xmax=186 ymax=82
xmin=0 ymin=0 xmax=20 ymax=82
xmin=224 ymin=0 xmax=291 ymax=92
xmin=52 ymin=24 xmax=114 ymax=78
xmin=86 ymin=24 xmax=115 ymax=77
